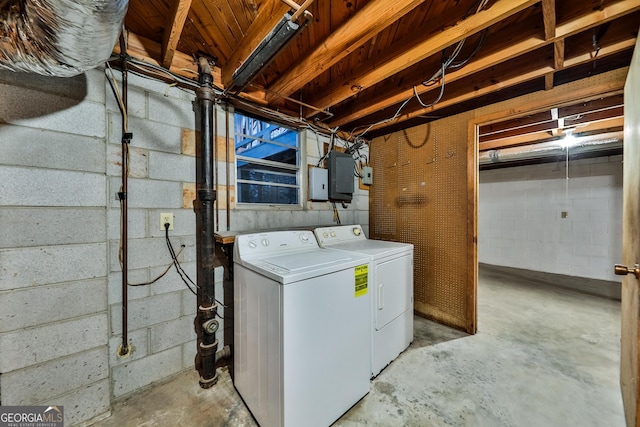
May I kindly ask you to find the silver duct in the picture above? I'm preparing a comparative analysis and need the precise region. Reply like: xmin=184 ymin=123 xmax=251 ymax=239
xmin=0 ymin=0 xmax=128 ymax=77
xmin=479 ymin=132 xmax=623 ymax=166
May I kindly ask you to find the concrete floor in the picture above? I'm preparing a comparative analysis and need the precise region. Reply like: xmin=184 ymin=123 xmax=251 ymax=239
xmin=93 ymin=266 xmax=623 ymax=427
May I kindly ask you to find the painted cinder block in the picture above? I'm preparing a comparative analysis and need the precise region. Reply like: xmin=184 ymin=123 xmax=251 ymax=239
xmin=108 ymin=177 xmax=183 ymax=209
xmin=107 ymin=269 xmax=150 ymax=305
xmin=109 ymin=237 xmax=180 ymax=272
xmin=0 ymin=83 xmax=106 ymax=137
xmin=182 ymin=340 xmax=197 ymax=370
xmin=0 ymin=278 xmax=106 ymax=333
xmin=38 ymin=378 xmax=111 ymax=426
xmin=0 ymin=68 xmax=105 ymax=103
xmin=149 ymin=315 xmax=196 ymax=354
xmin=106 ymin=143 xmax=149 ymax=179
xmin=0 ymin=208 xmax=106 ymax=249
xmin=108 ymin=327 xmax=149 ymax=367
xmin=0 ymin=243 xmax=107 ymax=291
xmin=0 ymin=313 xmax=108 ymax=372
xmin=111 ymin=346 xmax=183 ymax=398
xmin=147 ymin=209 xmax=196 ymax=238
xmin=0 ymin=167 xmax=106 ymax=207
xmin=109 ymin=292 xmax=182 ymax=334
xmin=108 ymin=113 xmax=183 ymax=154
xmin=0 ymin=124 xmax=106 ymax=173
xmin=148 ymin=92 xmax=196 ymax=129
xmin=105 ymin=81 xmax=147 ymax=119
xmin=149 ymin=262 xmax=197 ymax=296
xmin=107 ymin=207 xmax=147 ymax=241
xmin=0 ymin=346 xmax=108 ymax=404
xmin=148 ymin=151 xmax=195 ymax=182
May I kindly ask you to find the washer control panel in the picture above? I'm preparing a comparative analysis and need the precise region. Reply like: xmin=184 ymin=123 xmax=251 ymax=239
xmin=235 ymin=230 xmax=318 ymax=260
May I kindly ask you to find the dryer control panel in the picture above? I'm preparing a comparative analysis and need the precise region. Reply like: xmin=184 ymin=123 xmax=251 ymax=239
xmin=314 ymin=225 xmax=366 ymax=246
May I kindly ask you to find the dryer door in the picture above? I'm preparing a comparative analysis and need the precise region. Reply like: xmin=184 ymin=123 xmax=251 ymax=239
xmin=375 ymin=254 xmax=412 ymax=330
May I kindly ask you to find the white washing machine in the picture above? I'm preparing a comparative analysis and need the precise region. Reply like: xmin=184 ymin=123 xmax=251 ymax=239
xmin=314 ymin=225 xmax=414 ymax=378
xmin=233 ymin=230 xmax=370 ymax=427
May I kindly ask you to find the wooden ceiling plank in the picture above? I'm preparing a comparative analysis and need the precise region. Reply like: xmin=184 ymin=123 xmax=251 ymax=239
xmin=266 ymin=0 xmax=428 ymax=101
xmin=480 ymin=129 xmax=559 ymax=150
xmin=480 ymin=111 xmax=553 ymax=135
xmin=556 ymin=0 xmax=640 ymax=39
xmin=544 ymin=73 xmax=554 ymax=90
xmin=558 ymin=94 xmax=624 ymax=117
xmin=161 ymin=0 xmax=193 ymax=68
xmin=312 ymin=0 xmax=539 ymax=113
xmin=480 ymin=119 xmax=559 ymax=142
xmin=479 ymin=116 xmax=624 ymax=151
xmin=542 ymin=0 xmax=556 ymax=40
xmin=564 ymin=37 xmax=637 ymax=68
xmin=221 ymin=0 xmax=291 ymax=88
xmin=554 ymin=39 xmax=565 ymax=69
xmin=330 ymin=34 xmax=543 ymax=127
xmin=330 ymin=2 xmax=637 ymax=128
xmin=362 ymin=61 xmax=629 ymax=134
xmin=115 ymin=31 xmax=223 ymax=86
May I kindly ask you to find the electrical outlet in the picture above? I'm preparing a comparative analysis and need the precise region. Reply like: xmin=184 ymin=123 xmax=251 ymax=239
xmin=160 ymin=213 xmax=174 ymax=230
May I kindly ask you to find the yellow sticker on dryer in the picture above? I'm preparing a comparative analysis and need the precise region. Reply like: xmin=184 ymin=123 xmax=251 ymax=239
xmin=355 ymin=265 xmax=368 ymax=297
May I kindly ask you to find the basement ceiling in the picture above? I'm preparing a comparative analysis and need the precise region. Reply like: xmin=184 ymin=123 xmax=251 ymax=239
xmin=118 ymin=0 xmax=639 ymax=142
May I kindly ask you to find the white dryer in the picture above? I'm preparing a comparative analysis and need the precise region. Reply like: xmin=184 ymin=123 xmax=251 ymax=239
xmin=233 ymin=230 xmax=370 ymax=427
xmin=314 ymin=225 xmax=414 ymax=378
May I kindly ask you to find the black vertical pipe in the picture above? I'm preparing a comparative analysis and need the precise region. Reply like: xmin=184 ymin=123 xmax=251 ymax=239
xmin=195 ymin=57 xmax=219 ymax=388
xmin=119 ymin=32 xmax=130 ymax=357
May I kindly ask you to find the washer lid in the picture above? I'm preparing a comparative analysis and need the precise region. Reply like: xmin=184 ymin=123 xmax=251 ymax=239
xmin=320 ymin=239 xmax=413 ymax=259
xmin=238 ymin=247 xmax=368 ymax=284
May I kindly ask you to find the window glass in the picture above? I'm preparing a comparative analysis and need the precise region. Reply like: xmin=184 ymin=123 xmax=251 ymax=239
xmin=235 ymin=113 xmax=300 ymax=205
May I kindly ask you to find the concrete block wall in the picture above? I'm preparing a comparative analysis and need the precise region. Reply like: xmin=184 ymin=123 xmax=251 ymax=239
xmin=0 ymin=67 xmax=369 ymax=426
xmin=479 ymin=155 xmax=623 ymax=281
xmin=104 ymin=71 xmax=200 ymax=401
xmin=0 ymin=70 xmax=110 ymax=425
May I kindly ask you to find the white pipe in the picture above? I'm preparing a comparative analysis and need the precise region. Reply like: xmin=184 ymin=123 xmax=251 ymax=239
xmin=0 ymin=0 xmax=128 ymax=77
xmin=479 ymin=132 xmax=623 ymax=165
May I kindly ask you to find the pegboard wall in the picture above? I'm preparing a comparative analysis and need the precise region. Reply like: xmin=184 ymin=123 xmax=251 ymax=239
xmin=371 ymin=112 xmax=473 ymax=331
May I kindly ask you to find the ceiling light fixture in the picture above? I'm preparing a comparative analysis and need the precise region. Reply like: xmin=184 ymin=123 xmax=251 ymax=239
xmin=230 ymin=10 xmax=312 ymax=93
xmin=560 ymin=128 xmax=577 ymax=148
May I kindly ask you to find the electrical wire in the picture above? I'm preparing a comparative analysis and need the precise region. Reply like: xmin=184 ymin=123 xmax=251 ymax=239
xmin=165 ymin=225 xmax=198 ymax=295
xmin=105 ymin=64 xmax=131 ymax=273
xmin=163 ymin=226 xmax=229 ymax=311
xmin=128 ymin=245 xmax=185 ymax=286
xmin=347 ymin=0 xmax=490 ymax=139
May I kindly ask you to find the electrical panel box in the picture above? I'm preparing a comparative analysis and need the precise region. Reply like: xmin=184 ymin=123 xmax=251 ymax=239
xmin=309 ymin=167 xmax=328 ymax=201
xmin=361 ymin=166 xmax=373 ymax=185
xmin=328 ymin=150 xmax=354 ymax=202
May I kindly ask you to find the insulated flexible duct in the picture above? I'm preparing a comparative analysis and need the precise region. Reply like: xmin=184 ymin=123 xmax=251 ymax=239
xmin=0 ymin=0 xmax=128 ymax=76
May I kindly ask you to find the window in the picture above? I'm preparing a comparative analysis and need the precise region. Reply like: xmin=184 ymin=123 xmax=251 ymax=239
xmin=234 ymin=113 xmax=300 ymax=205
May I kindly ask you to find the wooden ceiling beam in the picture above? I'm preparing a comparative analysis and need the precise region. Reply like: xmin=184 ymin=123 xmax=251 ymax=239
xmin=161 ymin=0 xmax=193 ymax=69
xmin=114 ymin=31 xmax=223 ymax=87
xmin=330 ymin=0 xmax=637 ymax=130
xmin=541 ymin=0 xmax=556 ymax=40
xmin=556 ymin=0 xmax=640 ymax=38
xmin=265 ymin=0 xmax=428 ymax=101
xmin=479 ymin=116 xmax=624 ymax=151
xmin=480 ymin=110 xmax=552 ymax=135
xmin=330 ymin=33 xmax=543 ymax=127
xmin=480 ymin=120 xmax=559 ymax=142
xmin=360 ymin=52 xmax=629 ymax=135
xmin=220 ymin=0 xmax=291 ymax=88
xmin=309 ymin=0 xmax=539 ymax=114
xmin=558 ymin=94 xmax=624 ymax=117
